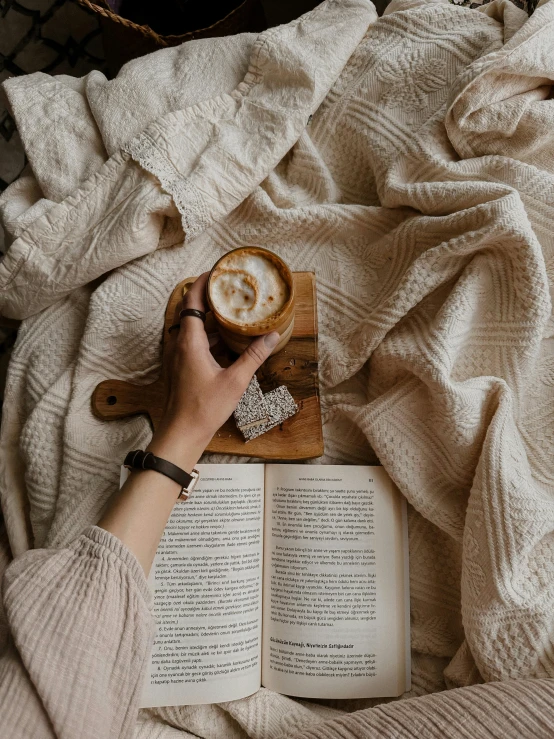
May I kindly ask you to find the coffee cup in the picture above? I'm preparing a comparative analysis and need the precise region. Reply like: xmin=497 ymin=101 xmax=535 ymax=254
xmin=206 ymin=247 xmax=295 ymax=356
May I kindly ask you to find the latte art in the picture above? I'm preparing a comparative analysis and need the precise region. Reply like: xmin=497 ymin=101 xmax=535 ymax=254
xmin=209 ymin=252 xmax=289 ymax=325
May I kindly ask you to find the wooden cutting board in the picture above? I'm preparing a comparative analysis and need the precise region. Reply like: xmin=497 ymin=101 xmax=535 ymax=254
xmin=91 ymin=272 xmax=323 ymax=460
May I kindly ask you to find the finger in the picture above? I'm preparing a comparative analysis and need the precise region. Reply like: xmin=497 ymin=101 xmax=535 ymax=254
xmin=164 ymin=296 xmax=184 ymax=360
xmin=182 ymin=272 xmax=209 ymax=313
xmin=178 ymin=272 xmax=210 ymax=342
xmin=160 ymin=297 xmax=183 ymax=405
xmin=168 ymin=296 xmax=184 ymax=337
xmin=226 ymin=332 xmax=280 ymax=390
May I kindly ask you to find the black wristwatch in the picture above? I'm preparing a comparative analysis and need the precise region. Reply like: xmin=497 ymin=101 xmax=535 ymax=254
xmin=124 ymin=450 xmax=200 ymax=501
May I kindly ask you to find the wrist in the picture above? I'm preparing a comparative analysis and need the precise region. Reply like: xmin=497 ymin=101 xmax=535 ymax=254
xmin=147 ymin=424 xmax=209 ymax=472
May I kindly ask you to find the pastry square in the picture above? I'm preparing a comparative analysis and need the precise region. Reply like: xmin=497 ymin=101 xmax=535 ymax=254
xmin=240 ymin=385 xmax=298 ymax=441
xmin=234 ymin=376 xmax=269 ymax=432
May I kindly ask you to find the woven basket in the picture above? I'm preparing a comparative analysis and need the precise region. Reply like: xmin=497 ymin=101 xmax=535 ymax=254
xmin=78 ymin=0 xmax=266 ymax=75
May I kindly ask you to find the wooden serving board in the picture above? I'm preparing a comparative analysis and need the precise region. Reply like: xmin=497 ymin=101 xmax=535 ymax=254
xmin=92 ymin=272 xmax=323 ymax=460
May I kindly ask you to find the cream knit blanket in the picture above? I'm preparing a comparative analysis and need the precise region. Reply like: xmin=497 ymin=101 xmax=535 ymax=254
xmin=1 ymin=0 xmax=554 ymax=736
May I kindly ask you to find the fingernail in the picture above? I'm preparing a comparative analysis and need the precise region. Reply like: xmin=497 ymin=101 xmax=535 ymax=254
xmin=264 ymin=332 xmax=280 ymax=349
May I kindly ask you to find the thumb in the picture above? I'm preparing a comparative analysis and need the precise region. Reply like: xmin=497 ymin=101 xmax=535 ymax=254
xmin=227 ymin=332 xmax=280 ymax=389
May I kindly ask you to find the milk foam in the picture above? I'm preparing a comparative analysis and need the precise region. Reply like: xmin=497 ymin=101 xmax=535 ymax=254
xmin=209 ymin=252 xmax=289 ymax=325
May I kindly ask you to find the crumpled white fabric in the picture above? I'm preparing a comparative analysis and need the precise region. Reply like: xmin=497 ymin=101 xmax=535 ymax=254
xmin=2 ymin=0 xmax=554 ymax=736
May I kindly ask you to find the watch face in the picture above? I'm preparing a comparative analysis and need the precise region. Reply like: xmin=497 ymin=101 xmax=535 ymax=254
xmin=187 ymin=469 xmax=200 ymax=495
xmin=178 ymin=469 xmax=200 ymax=501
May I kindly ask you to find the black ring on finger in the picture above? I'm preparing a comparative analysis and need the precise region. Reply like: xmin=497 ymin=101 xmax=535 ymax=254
xmin=179 ymin=308 xmax=207 ymax=323
xmin=168 ymin=324 xmax=181 ymax=333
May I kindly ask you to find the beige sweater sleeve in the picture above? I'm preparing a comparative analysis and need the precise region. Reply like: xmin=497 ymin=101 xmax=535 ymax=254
xmin=0 ymin=526 xmax=153 ymax=739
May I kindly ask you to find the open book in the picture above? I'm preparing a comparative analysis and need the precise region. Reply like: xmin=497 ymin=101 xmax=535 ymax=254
xmin=121 ymin=464 xmax=410 ymax=707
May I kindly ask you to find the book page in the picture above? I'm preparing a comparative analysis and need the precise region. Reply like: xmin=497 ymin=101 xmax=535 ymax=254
xmin=128 ymin=463 xmax=265 ymax=707
xmin=261 ymin=464 xmax=409 ymax=700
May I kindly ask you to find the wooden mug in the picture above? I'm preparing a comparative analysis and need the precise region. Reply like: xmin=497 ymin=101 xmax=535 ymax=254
xmin=206 ymin=246 xmax=295 ymax=356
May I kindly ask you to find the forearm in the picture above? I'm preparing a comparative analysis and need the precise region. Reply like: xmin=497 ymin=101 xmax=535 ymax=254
xmin=98 ymin=426 xmax=209 ymax=574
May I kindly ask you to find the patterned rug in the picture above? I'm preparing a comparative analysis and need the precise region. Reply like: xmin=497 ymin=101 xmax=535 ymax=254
xmin=456 ymin=0 xmax=538 ymax=9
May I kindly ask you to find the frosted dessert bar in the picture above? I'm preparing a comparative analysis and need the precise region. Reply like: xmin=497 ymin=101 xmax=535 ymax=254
xmin=233 ymin=376 xmax=270 ymax=432
xmin=240 ymin=385 xmax=298 ymax=441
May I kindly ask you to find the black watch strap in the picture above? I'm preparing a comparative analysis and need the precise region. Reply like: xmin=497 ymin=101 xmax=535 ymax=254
xmin=124 ymin=450 xmax=199 ymax=501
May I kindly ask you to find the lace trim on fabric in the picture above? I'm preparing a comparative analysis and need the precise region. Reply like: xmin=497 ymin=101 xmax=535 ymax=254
xmin=123 ymin=132 xmax=210 ymax=240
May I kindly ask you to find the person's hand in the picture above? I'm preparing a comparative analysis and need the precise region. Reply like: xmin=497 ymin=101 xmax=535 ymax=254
xmin=147 ymin=272 xmax=279 ymax=471
xmin=99 ymin=272 xmax=279 ymax=572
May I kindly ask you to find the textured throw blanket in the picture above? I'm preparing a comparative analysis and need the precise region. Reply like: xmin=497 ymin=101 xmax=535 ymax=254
xmin=1 ymin=0 xmax=554 ymax=735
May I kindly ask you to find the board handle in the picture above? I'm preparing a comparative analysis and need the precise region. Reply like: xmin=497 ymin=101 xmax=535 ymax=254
xmin=91 ymin=379 xmax=163 ymax=426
